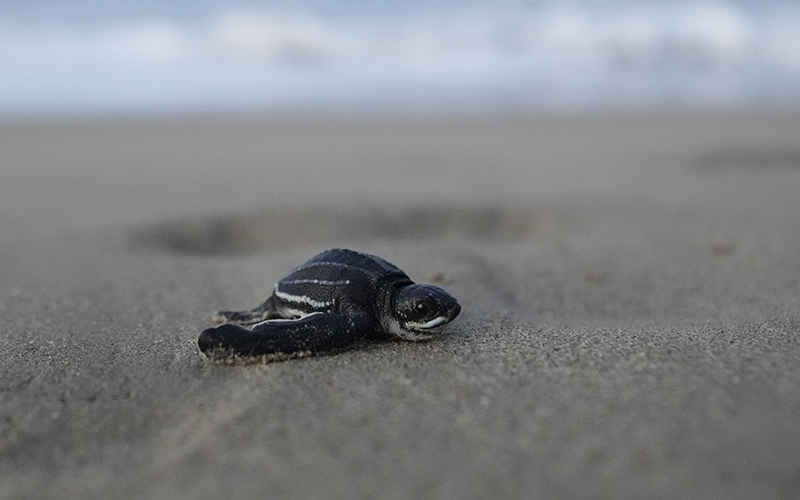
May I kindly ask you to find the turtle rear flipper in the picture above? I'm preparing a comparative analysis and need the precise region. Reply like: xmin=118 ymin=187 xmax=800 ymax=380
xmin=199 ymin=311 xmax=372 ymax=361
xmin=213 ymin=296 xmax=280 ymax=325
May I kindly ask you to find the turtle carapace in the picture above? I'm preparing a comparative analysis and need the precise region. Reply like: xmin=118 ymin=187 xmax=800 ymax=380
xmin=198 ymin=249 xmax=461 ymax=362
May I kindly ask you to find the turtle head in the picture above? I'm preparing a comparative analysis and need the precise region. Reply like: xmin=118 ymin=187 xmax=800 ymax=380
xmin=391 ymin=284 xmax=461 ymax=340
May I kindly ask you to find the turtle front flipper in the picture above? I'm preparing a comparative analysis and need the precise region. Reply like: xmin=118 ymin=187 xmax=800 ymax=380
xmin=213 ymin=295 xmax=280 ymax=325
xmin=198 ymin=312 xmax=372 ymax=362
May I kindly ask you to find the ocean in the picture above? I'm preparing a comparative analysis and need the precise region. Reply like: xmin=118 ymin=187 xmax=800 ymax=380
xmin=2 ymin=0 xmax=799 ymax=119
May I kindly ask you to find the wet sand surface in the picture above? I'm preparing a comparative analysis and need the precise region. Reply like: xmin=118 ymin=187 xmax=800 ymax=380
xmin=1 ymin=113 xmax=799 ymax=499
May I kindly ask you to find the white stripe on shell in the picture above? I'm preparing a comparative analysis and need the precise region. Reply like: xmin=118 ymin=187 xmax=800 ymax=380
xmin=281 ymin=279 xmax=351 ymax=286
xmin=274 ymin=290 xmax=333 ymax=309
xmin=252 ymin=311 xmax=323 ymax=328
xmin=282 ymin=308 xmax=309 ymax=319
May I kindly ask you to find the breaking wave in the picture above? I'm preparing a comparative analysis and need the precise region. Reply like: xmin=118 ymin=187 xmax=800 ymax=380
xmin=1 ymin=1 xmax=799 ymax=117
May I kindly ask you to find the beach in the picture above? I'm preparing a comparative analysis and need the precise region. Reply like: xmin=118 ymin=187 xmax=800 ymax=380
xmin=1 ymin=111 xmax=799 ymax=499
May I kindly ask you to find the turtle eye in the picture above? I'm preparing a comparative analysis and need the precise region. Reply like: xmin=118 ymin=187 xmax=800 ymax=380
xmin=415 ymin=301 xmax=434 ymax=317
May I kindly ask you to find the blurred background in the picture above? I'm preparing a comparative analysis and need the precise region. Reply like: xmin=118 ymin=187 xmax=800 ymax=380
xmin=2 ymin=0 xmax=800 ymax=121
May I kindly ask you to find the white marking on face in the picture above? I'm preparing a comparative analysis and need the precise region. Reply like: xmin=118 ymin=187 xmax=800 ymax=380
xmin=380 ymin=316 xmax=404 ymax=337
xmin=275 ymin=290 xmax=333 ymax=309
xmin=380 ymin=315 xmax=443 ymax=341
xmin=417 ymin=316 xmax=448 ymax=329
xmin=281 ymin=279 xmax=351 ymax=286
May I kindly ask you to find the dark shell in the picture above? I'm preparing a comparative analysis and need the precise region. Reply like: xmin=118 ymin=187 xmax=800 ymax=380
xmin=272 ymin=249 xmax=413 ymax=318
xmin=291 ymin=248 xmax=410 ymax=281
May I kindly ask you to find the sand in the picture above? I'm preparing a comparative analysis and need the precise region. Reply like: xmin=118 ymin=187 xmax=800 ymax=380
xmin=1 ymin=112 xmax=799 ymax=499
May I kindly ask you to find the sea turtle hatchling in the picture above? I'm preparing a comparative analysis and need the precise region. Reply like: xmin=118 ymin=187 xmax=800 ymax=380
xmin=198 ymin=248 xmax=461 ymax=362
